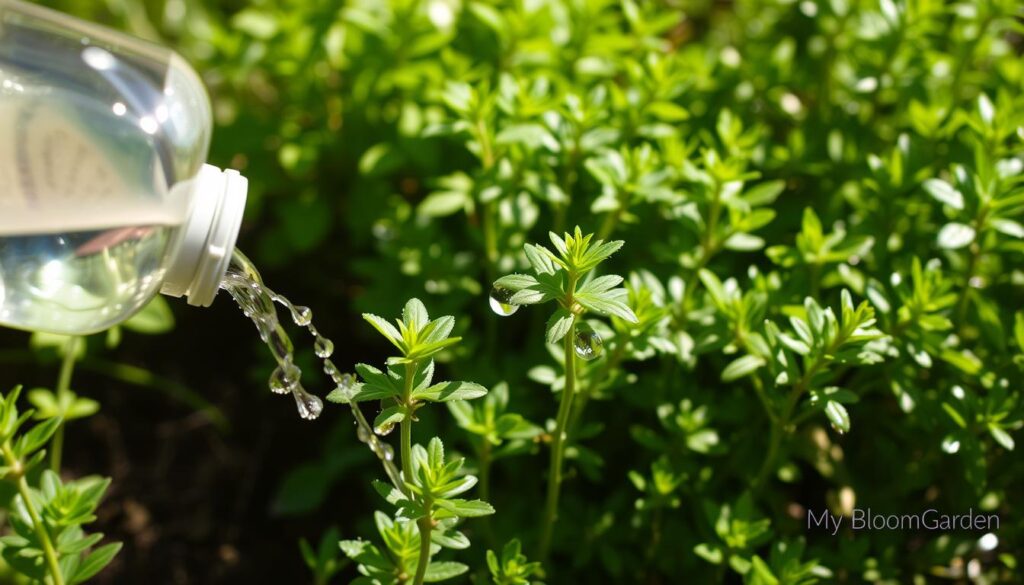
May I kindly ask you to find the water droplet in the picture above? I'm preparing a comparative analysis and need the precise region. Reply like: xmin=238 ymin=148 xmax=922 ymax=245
xmin=374 ymin=422 xmax=395 ymax=436
xmin=291 ymin=306 xmax=313 ymax=326
xmin=323 ymin=360 xmax=341 ymax=381
xmin=269 ymin=364 xmax=301 ymax=394
xmin=314 ymin=337 xmax=334 ymax=358
xmin=381 ymin=444 xmax=395 ymax=461
xmin=357 ymin=425 xmax=371 ymax=443
xmin=942 ymin=436 xmax=961 ymax=454
xmin=978 ymin=532 xmax=999 ymax=552
xmin=293 ymin=389 xmax=323 ymax=420
xmin=573 ymin=325 xmax=603 ymax=361
xmin=488 ymin=286 xmax=519 ymax=316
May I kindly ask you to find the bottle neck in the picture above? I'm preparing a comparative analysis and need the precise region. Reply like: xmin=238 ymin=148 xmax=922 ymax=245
xmin=160 ymin=164 xmax=247 ymax=307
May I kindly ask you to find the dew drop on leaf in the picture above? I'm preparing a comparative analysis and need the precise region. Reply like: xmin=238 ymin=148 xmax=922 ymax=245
xmin=374 ymin=422 xmax=395 ymax=436
xmin=574 ymin=325 xmax=603 ymax=361
xmin=488 ymin=285 xmax=519 ymax=316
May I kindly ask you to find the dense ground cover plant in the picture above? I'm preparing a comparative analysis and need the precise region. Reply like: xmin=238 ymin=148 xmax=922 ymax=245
xmin=16 ymin=0 xmax=1024 ymax=582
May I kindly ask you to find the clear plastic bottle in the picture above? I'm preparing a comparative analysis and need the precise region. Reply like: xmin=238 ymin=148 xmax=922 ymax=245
xmin=0 ymin=0 xmax=248 ymax=335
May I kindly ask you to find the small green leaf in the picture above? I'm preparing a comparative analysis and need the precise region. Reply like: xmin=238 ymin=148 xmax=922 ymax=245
xmin=423 ymin=561 xmax=469 ymax=582
xmin=937 ymin=223 xmax=976 ymax=249
xmin=923 ymin=178 xmax=964 ymax=210
xmin=721 ymin=355 xmax=765 ymax=382
xmin=373 ymin=406 xmax=405 ymax=431
xmin=14 ymin=417 xmax=62 ymax=458
xmin=545 ymin=309 xmax=574 ymax=344
xmin=575 ymin=291 xmax=638 ymax=323
xmin=825 ymin=401 xmax=850 ymax=434
xmin=646 ymin=101 xmax=690 ymax=122
xmin=363 ymin=314 xmax=403 ymax=347
xmin=524 ymin=243 xmax=558 ymax=275
xmin=413 ymin=381 xmax=488 ymax=403
xmin=989 ymin=424 xmax=1015 ymax=451
xmin=418 ymin=191 xmax=468 ymax=217
xmin=69 ymin=542 xmax=122 ymax=584
xmin=122 ymin=297 xmax=174 ymax=334
xmin=694 ymin=542 xmax=724 ymax=565
xmin=435 ymin=498 xmax=495 ymax=518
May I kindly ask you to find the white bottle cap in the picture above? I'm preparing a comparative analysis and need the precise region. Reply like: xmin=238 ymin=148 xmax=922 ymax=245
xmin=160 ymin=163 xmax=248 ymax=307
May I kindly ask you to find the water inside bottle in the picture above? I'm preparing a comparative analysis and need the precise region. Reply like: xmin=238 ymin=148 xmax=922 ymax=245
xmin=0 ymin=226 xmax=174 ymax=334
xmin=220 ymin=249 xmax=403 ymax=485
xmin=0 ymin=88 xmax=191 ymax=334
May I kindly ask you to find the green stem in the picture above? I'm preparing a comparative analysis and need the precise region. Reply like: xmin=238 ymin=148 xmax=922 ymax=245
xmin=567 ymin=339 xmax=625 ymax=437
xmin=483 ymin=201 xmax=499 ymax=274
xmin=478 ymin=441 xmax=492 ymax=502
xmin=809 ymin=262 xmax=822 ymax=300
xmin=477 ymin=441 xmax=496 ymax=547
xmin=749 ymin=375 xmax=777 ymax=426
xmin=597 ymin=205 xmax=624 ymax=240
xmin=3 ymin=444 xmax=64 ymax=585
xmin=538 ymin=309 xmax=577 ymax=562
xmin=413 ymin=515 xmax=432 ymax=585
xmin=673 ymin=180 xmax=723 ymax=330
xmin=400 ymin=363 xmax=417 ymax=493
xmin=400 ymin=361 xmax=431 ymax=585
xmin=752 ymin=421 xmax=783 ymax=492
xmin=50 ymin=337 xmax=79 ymax=473
xmin=49 ymin=428 xmax=64 ymax=476
xmin=752 ymin=335 xmax=842 ymax=491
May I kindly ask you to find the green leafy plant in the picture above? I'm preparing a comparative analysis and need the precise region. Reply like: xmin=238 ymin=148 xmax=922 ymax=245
xmin=493 ymin=227 xmax=636 ymax=560
xmin=0 ymin=387 xmax=120 ymax=585
xmin=330 ymin=300 xmax=492 ymax=585
xmin=485 ymin=539 xmax=543 ymax=585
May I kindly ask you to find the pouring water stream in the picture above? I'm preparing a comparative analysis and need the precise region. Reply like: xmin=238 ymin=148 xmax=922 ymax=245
xmin=220 ymin=249 xmax=402 ymax=486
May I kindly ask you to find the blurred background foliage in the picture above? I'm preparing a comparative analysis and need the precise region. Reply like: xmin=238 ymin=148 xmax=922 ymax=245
xmin=9 ymin=0 xmax=1024 ymax=582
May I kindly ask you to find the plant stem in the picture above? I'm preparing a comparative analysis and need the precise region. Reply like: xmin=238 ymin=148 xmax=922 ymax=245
xmin=809 ymin=262 xmax=822 ymax=300
xmin=483 ymin=201 xmax=499 ymax=274
xmin=752 ymin=421 xmax=783 ymax=492
xmin=400 ymin=361 xmax=431 ymax=585
xmin=478 ymin=441 xmax=492 ymax=502
xmin=598 ymin=206 xmax=623 ymax=240
xmin=752 ymin=334 xmax=843 ymax=491
xmin=400 ymin=362 xmax=417 ymax=493
xmin=51 ymin=337 xmax=79 ymax=473
xmin=413 ymin=514 xmax=432 ymax=585
xmin=2 ymin=444 xmax=64 ymax=585
xmin=477 ymin=441 xmax=496 ymax=547
xmin=538 ymin=312 xmax=577 ymax=562
xmin=567 ymin=338 xmax=625 ymax=437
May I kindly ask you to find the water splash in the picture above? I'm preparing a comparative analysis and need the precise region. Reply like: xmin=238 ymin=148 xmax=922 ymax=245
xmin=220 ymin=249 xmax=402 ymax=486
